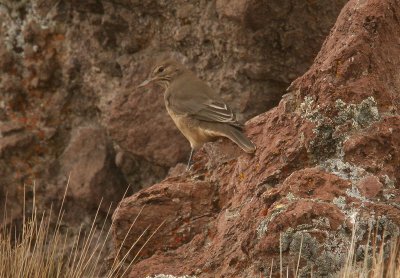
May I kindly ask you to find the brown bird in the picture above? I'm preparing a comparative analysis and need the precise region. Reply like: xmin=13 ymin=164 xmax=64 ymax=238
xmin=138 ymin=58 xmax=256 ymax=169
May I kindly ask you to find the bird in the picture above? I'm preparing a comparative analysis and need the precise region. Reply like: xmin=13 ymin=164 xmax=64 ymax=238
xmin=138 ymin=58 xmax=256 ymax=170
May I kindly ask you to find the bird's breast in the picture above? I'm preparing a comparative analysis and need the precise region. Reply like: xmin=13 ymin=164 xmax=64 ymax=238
xmin=165 ymin=106 xmax=216 ymax=150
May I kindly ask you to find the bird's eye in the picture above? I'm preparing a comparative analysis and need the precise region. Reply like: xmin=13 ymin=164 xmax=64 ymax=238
xmin=157 ymin=66 xmax=165 ymax=73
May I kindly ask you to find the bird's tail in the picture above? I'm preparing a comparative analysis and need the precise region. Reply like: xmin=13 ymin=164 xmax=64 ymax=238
xmin=223 ymin=125 xmax=256 ymax=153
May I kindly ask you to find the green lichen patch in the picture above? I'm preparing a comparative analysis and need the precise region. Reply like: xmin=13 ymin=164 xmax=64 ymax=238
xmin=335 ymin=97 xmax=380 ymax=129
xmin=299 ymin=96 xmax=380 ymax=163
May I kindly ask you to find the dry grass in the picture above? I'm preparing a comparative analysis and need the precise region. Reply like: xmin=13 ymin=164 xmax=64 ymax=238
xmin=273 ymin=224 xmax=400 ymax=278
xmin=1 ymin=182 xmax=398 ymax=277
xmin=338 ymin=222 xmax=400 ymax=278
xmin=0 ymin=182 xmax=164 ymax=278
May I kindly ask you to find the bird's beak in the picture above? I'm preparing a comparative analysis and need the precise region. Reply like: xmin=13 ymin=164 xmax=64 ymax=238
xmin=137 ymin=77 xmax=154 ymax=88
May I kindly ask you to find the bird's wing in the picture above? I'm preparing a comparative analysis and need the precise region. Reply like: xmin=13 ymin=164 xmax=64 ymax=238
xmin=169 ymin=91 xmax=241 ymax=126
xmin=193 ymin=99 xmax=237 ymax=124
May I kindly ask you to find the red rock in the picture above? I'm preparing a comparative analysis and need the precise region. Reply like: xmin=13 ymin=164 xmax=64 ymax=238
xmin=59 ymin=126 xmax=127 ymax=211
xmin=102 ymin=0 xmax=346 ymax=167
xmin=111 ymin=0 xmax=400 ymax=277
xmin=356 ymin=175 xmax=383 ymax=198
xmin=0 ymin=121 xmax=25 ymax=136
xmin=112 ymin=179 xmax=217 ymax=262
xmin=1 ymin=0 xmax=398 ymax=276
xmin=344 ymin=116 xmax=400 ymax=183
xmin=278 ymin=168 xmax=351 ymax=201
xmin=255 ymin=200 xmax=346 ymax=254
xmin=216 ymin=0 xmax=248 ymax=22
xmin=104 ymin=83 xmax=190 ymax=167
xmin=0 ymin=0 xmax=346 ymax=233
xmin=0 ymin=132 xmax=33 ymax=156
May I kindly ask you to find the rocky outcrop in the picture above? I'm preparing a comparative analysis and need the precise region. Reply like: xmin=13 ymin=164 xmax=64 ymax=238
xmin=104 ymin=0 xmax=347 ymax=167
xmin=0 ymin=0 xmax=345 ymax=226
xmin=111 ymin=0 xmax=400 ymax=277
xmin=59 ymin=126 xmax=126 ymax=211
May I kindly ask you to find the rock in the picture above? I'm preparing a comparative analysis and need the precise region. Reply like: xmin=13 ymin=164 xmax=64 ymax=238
xmin=176 ymin=4 xmax=195 ymax=19
xmin=0 ymin=122 xmax=34 ymax=158
xmin=0 ymin=122 xmax=34 ymax=225
xmin=0 ymin=0 xmax=351 ymax=274
xmin=356 ymin=175 xmax=383 ymax=199
xmin=344 ymin=116 xmax=400 ymax=183
xmin=174 ymin=25 xmax=192 ymax=42
xmin=112 ymin=179 xmax=217 ymax=262
xmin=0 ymin=131 xmax=33 ymax=156
xmin=114 ymin=149 xmax=167 ymax=191
xmin=101 ymin=0 xmax=346 ymax=167
xmin=0 ymin=0 xmax=347 ymax=210
xmin=104 ymin=77 xmax=190 ymax=167
xmin=278 ymin=168 xmax=351 ymax=201
xmin=216 ymin=0 xmax=248 ymax=22
xmin=0 ymin=121 xmax=25 ymax=136
xmin=59 ymin=126 xmax=127 ymax=211
xmin=111 ymin=0 xmax=400 ymax=277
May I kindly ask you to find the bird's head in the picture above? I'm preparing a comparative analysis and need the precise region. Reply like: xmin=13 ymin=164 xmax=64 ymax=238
xmin=138 ymin=59 xmax=185 ymax=90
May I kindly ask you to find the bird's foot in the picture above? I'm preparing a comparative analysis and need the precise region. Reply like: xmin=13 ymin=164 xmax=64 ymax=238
xmin=186 ymin=160 xmax=194 ymax=171
xmin=186 ymin=149 xmax=194 ymax=171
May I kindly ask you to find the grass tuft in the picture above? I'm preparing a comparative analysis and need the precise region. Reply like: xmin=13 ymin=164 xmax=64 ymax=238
xmin=267 ymin=223 xmax=399 ymax=278
xmin=0 ymin=181 xmax=162 ymax=278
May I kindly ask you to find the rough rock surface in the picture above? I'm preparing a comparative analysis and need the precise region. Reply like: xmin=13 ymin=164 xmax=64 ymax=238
xmin=59 ymin=125 xmax=126 ymax=210
xmin=104 ymin=0 xmax=347 ymax=167
xmin=0 ymin=0 xmax=345 ymax=225
xmin=111 ymin=0 xmax=400 ymax=277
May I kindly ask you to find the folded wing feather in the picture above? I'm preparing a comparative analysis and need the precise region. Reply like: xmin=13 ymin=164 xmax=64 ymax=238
xmin=192 ymin=100 xmax=243 ymax=128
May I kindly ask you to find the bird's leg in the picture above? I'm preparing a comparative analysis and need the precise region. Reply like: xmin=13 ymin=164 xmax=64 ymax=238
xmin=186 ymin=148 xmax=194 ymax=171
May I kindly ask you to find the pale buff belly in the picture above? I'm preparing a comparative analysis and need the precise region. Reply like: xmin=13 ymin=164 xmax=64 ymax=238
xmin=166 ymin=108 xmax=218 ymax=150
